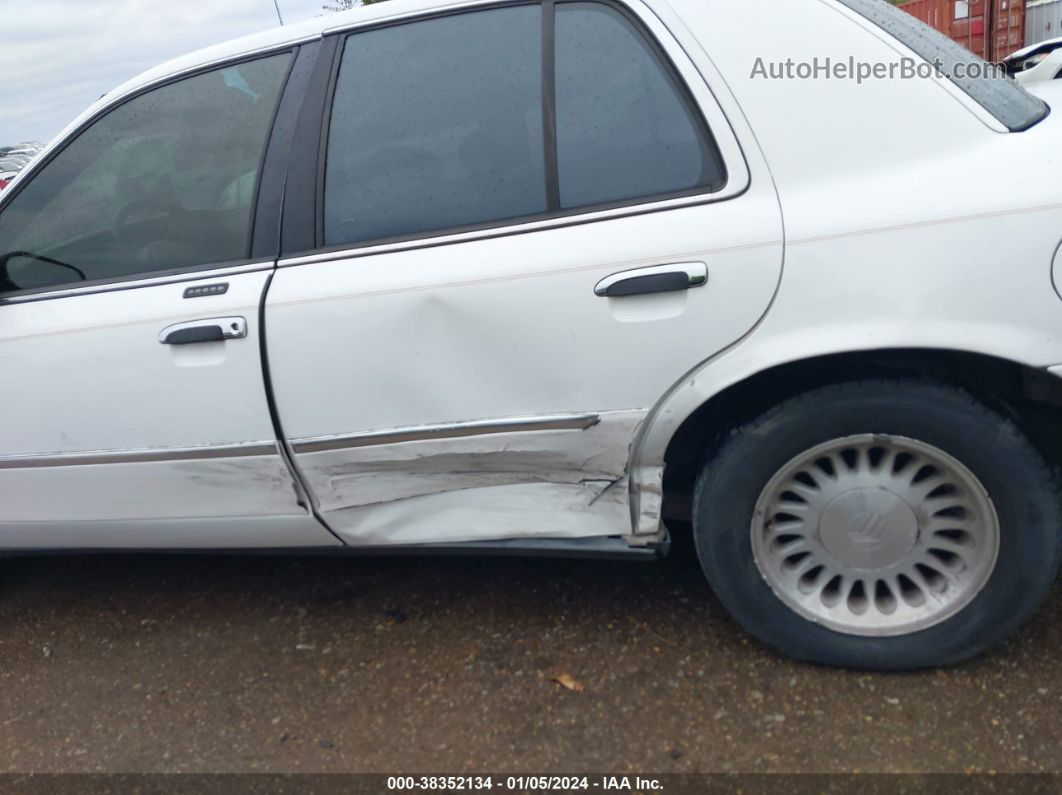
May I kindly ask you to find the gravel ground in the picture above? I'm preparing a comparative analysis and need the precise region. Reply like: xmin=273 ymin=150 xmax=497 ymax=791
xmin=0 ymin=529 xmax=1060 ymax=775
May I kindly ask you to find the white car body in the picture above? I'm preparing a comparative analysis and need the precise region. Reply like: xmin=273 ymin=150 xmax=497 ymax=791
xmin=2 ymin=0 xmax=1061 ymax=555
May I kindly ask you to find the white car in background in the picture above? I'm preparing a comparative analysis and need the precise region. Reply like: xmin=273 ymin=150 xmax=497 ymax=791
xmin=2 ymin=0 xmax=1062 ymax=671
xmin=1004 ymin=37 xmax=1062 ymax=83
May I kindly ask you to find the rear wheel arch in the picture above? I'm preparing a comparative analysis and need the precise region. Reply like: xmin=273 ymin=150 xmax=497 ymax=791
xmin=656 ymin=348 xmax=1062 ymax=524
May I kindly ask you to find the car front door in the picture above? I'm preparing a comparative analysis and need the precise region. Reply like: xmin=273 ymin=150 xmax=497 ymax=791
xmin=0 ymin=50 xmax=338 ymax=549
xmin=264 ymin=0 xmax=784 ymax=547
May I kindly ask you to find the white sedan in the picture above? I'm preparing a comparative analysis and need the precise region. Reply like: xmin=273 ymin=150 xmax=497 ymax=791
xmin=2 ymin=0 xmax=1061 ymax=670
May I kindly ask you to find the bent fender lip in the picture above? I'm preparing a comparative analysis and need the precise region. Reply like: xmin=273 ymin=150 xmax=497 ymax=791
xmin=289 ymin=414 xmax=602 ymax=454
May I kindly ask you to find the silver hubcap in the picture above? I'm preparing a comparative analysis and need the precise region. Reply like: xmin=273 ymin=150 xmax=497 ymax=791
xmin=751 ymin=435 xmax=1000 ymax=637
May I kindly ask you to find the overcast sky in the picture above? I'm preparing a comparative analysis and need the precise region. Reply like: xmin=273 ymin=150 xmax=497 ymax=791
xmin=0 ymin=0 xmax=338 ymax=145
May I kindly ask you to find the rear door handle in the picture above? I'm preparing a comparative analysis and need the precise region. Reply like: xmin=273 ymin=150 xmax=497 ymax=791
xmin=159 ymin=317 xmax=247 ymax=345
xmin=594 ymin=263 xmax=708 ymax=298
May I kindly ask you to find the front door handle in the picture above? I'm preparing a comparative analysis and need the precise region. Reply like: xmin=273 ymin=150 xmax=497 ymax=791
xmin=159 ymin=317 xmax=247 ymax=345
xmin=594 ymin=262 xmax=708 ymax=298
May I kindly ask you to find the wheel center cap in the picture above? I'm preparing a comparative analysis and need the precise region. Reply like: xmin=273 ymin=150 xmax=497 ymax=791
xmin=818 ymin=488 xmax=919 ymax=570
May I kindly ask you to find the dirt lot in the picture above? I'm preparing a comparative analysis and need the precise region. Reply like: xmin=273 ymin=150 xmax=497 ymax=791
xmin=0 ymin=529 xmax=1060 ymax=775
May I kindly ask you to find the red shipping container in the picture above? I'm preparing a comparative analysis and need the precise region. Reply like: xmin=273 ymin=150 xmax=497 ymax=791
xmin=899 ymin=0 xmax=1026 ymax=62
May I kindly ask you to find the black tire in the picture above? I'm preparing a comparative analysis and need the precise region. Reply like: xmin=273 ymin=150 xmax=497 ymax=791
xmin=693 ymin=379 xmax=1062 ymax=670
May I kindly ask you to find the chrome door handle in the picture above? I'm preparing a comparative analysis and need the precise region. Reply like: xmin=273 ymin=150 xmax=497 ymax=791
xmin=594 ymin=262 xmax=708 ymax=298
xmin=159 ymin=317 xmax=247 ymax=345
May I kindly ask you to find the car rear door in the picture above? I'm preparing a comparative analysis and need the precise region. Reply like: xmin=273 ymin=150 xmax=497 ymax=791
xmin=0 ymin=46 xmax=338 ymax=549
xmin=264 ymin=0 xmax=784 ymax=547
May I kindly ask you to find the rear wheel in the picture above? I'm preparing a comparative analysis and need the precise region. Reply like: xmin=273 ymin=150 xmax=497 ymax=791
xmin=692 ymin=380 xmax=1062 ymax=669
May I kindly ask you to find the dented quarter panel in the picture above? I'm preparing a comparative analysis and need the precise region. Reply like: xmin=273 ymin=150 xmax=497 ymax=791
xmin=628 ymin=0 xmax=1062 ymax=538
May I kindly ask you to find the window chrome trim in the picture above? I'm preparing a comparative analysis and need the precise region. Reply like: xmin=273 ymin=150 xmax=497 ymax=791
xmin=0 ymin=442 xmax=281 ymax=470
xmin=291 ymin=414 xmax=601 ymax=454
xmin=279 ymin=188 xmax=744 ymax=269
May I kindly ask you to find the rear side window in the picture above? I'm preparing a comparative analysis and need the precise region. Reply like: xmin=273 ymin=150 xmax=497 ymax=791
xmin=322 ymin=1 xmax=725 ymax=248
xmin=835 ymin=0 xmax=1047 ymax=131
xmin=0 ymin=53 xmax=292 ymax=294
xmin=555 ymin=2 xmax=724 ymax=209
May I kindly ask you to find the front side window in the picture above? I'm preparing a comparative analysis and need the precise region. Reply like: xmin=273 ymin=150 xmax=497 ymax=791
xmin=322 ymin=1 xmax=725 ymax=249
xmin=0 ymin=53 xmax=292 ymax=294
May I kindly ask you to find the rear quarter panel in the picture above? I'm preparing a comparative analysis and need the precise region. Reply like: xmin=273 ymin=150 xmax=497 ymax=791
xmin=631 ymin=0 xmax=1062 ymax=533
